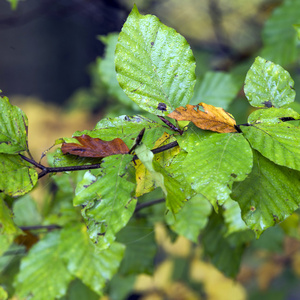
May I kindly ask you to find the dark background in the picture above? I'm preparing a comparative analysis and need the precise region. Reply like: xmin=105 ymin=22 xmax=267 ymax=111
xmin=0 ymin=0 xmax=278 ymax=104
xmin=0 ymin=0 xmax=130 ymax=103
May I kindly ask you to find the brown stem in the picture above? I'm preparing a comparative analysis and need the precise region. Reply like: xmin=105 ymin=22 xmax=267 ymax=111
xmin=157 ymin=116 xmax=183 ymax=134
xmin=19 ymin=224 xmax=62 ymax=231
xmin=20 ymin=141 xmax=180 ymax=179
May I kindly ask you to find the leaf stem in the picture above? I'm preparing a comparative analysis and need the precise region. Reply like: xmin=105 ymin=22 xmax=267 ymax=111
xmin=157 ymin=115 xmax=183 ymax=134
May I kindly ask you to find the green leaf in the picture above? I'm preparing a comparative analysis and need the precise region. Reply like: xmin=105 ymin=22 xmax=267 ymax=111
xmin=244 ymin=57 xmax=295 ymax=108
xmin=0 ymin=196 xmax=23 ymax=256
xmin=6 ymin=0 xmax=19 ymax=10
xmin=117 ymin=218 xmax=156 ymax=275
xmin=62 ymin=279 xmax=99 ymax=300
xmin=13 ymin=195 xmax=42 ymax=226
xmin=108 ymin=274 xmax=136 ymax=300
xmin=135 ymin=143 xmax=187 ymax=214
xmin=241 ymin=123 xmax=300 ymax=171
xmin=231 ymin=150 xmax=300 ymax=237
xmin=166 ymin=194 xmax=212 ymax=243
xmin=261 ymin=0 xmax=300 ymax=65
xmin=0 ymin=286 xmax=8 ymax=300
xmin=0 ymin=96 xmax=29 ymax=154
xmin=59 ymin=224 xmax=125 ymax=295
xmin=202 ymin=212 xmax=253 ymax=278
xmin=77 ymin=115 xmax=170 ymax=150
xmin=97 ymin=34 xmax=140 ymax=110
xmin=295 ymin=24 xmax=300 ymax=40
xmin=77 ymin=155 xmax=137 ymax=249
xmin=191 ymin=71 xmax=241 ymax=109
xmin=44 ymin=173 xmax=83 ymax=226
xmin=247 ymin=107 xmax=300 ymax=124
xmin=176 ymin=125 xmax=253 ymax=209
xmin=223 ymin=198 xmax=248 ymax=235
xmin=15 ymin=231 xmax=73 ymax=300
xmin=0 ymin=154 xmax=38 ymax=196
xmin=115 ymin=5 xmax=196 ymax=116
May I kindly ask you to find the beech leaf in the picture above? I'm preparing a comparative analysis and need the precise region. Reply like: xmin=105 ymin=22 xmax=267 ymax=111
xmin=61 ymin=134 xmax=129 ymax=158
xmin=168 ymin=103 xmax=237 ymax=133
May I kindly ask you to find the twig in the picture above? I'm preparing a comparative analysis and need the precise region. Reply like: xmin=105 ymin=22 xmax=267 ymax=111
xmin=20 ymin=140 xmax=180 ymax=179
xmin=37 ymin=163 xmax=102 ymax=179
xmin=129 ymin=128 xmax=145 ymax=154
xmin=134 ymin=198 xmax=165 ymax=213
xmin=19 ymin=224 xmax=62 ymax=231
xmin=157 ymin=116 xmax=183 ymax=135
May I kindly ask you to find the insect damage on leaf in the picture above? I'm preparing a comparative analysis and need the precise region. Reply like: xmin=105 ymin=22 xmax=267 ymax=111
xmin=61 ymin=134 xmax=130 ymax=158
xmin=168 ymin=102 xmax=237 ymax=133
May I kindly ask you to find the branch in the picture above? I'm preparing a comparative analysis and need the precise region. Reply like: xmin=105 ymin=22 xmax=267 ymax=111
xmin=19 ymin=224 xmax=62 ymax=231
xmin=134 ymin=198 xmax=165 ymax=213
xmin=157 ymin=116 xmax=183 ymax=134
xmin=20 ymin=140 xmax=180 ymax=179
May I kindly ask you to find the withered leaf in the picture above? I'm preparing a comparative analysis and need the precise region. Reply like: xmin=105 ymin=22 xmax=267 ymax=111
xmin=61 ymin=134 xmax=130 ymax=158
xmin=168 ymin=102 xmax=237 ymax=133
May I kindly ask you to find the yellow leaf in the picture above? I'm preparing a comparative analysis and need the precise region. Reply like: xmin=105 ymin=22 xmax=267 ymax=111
xmin=168 ymin=102 xmax=237 ymax=133
xmin=135 ymin=132 xmax=180 ymax=197
xmin=190 ymin=259 xmax=246 ymax=300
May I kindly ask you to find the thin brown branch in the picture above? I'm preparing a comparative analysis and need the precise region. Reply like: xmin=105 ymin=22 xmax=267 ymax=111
xmin=134 ymin=198 xmax=165 ymax=213
xmin=20 ymin=140 xmax=180 ymax=179
xmin=19 ymin=224 xmax=62 ymax=231
xmin=157 ymin=115 xmax=183 ymax=134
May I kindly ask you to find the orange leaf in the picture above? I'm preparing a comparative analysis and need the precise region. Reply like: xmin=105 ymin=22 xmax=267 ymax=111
xmin=61 ymin=134 xmax=130 ymax=158
xmin=168 ymin=102 xmax=237 ymax=133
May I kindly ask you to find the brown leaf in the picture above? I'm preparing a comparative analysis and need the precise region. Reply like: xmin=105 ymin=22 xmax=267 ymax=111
xmin=61 ymin=134 xmax=130 ymax=158
xmin=168 ymin=102 xmax=237 ymax=133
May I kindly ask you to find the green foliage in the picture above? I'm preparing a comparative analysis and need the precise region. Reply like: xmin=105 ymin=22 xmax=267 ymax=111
xmin=191 ymin=71 xmax=241 ymax=109
xmin=115 ymin=5 xmax=196 ymax=116
xmin=78 ymin=155 xmax=136 ymax=249
xmin=175 ymin=124 xmax=253 ymax=210
xmin=59 ymin=224 xmax=125 ymax=295
xmin=15 ymin=231 xmax=73 ymax=300
xmin=166 ymin=194 xmax=212 ymax=242
xmin=0 ymin=96 xmax=29 ymax=154
xmin=0 ymin=154 xmax=38 ymax=196
xmin=244 ymin=56 xmax=295 ymax=108
xmin=231 ymin=150 xmax=300 ymax=237
xmin=2 ymin=3 xmax=300 ymax=298
xmin=0 ymin=196 xmax=23 ymax=256
xmin=135 ymin=143 xmax=188 ymax=214
xmin=6 ymin=0 xmax=19 ymax=10
xmin=261 ymin=0 xmax=300 ymax=65
xmin=97 ymin=34 xmax=140 ymax=110
xmin=116 ymin=218 xmax=156 ymax=275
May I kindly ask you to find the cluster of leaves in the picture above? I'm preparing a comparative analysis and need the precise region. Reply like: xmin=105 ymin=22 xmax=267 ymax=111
xmin=1 ymin=3 xmax=300 ymax=299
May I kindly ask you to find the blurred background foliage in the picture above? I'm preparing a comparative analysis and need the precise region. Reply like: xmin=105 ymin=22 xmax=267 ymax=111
xmin=1 ymin=0 xmax=300 ymax=299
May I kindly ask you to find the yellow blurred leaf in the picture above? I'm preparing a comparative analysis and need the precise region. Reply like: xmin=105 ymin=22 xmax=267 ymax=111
xmin=292 ymin=252 xmax=300 ymax=276
xmin=155 ymin=223 xmax=191 ymax=257
xmin=190 ymin=259 xmax=246 ymax=300
xmin=257 ymin=261 xmax=283 ymax=290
